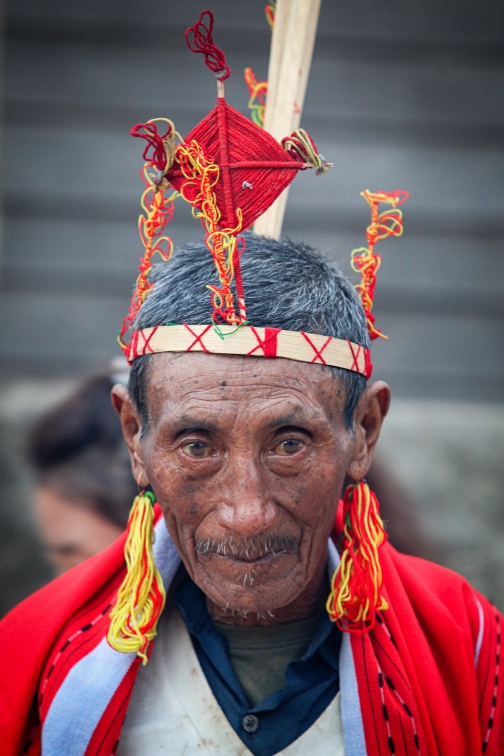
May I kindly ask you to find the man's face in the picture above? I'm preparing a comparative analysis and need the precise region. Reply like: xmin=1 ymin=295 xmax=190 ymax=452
xmin=116 ymin=354 xmax=386 ymax=617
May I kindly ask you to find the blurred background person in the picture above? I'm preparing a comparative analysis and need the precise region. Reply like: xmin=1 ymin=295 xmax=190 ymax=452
xmin=27 ymin=375 xmax=136 ymax=574
xmin=366 ymin=460 xmax=436 ymax=561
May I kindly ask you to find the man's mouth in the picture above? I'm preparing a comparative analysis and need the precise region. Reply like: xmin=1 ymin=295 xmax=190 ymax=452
xmin=194 ymin=536 xmax=298 ymax=565
xmin=220 ymin=549 xmax=287 ymax=565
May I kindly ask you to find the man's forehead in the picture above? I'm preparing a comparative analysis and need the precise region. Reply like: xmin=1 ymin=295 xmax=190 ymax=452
xmin=148 ymin=352 xmax=333 ymax=387
xmin=145 ymin=353 xmax=344 ymax=422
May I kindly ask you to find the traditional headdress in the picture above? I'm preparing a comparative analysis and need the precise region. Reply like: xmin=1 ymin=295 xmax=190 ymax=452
xmin=108 ymin=9 xmax=408 ymax=662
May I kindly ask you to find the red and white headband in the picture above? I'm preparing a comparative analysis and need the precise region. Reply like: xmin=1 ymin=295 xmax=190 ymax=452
xmin=128 ymin=324 xmax=373 ymax=378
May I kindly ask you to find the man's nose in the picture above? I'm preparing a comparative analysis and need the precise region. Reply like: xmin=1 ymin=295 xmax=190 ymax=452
xmin=216 ymin=454 xmax=278 ymax=536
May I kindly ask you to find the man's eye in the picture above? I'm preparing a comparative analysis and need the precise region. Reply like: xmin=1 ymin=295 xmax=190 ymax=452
xmin=275 ymin=439 xmax=303 ymax=455
xmin=184 ymin=442 xmax=209 ymax=458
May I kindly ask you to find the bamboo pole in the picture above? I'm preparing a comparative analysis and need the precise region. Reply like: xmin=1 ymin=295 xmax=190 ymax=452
xmin=254 ymin=0 xmax=322 ymax=239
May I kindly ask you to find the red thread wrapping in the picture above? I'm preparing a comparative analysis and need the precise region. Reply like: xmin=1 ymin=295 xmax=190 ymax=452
xmin=129 ymin=330 xmax=140 ymax=361
xmin=216 ymin=98 xmax=237 ymax=229
xmin=347 ymin=340 xmax=362 ymax=373
xmin=226 ymin=161 xmax=302 ymax=170
xmin=166 ymin=102 xmax=302 ymax=232
xmin=233 ymin=237 xmax=247 ymax=322
xmin=142 ymin=326 xmax=159 ymax=355
xmin=185 ymin=10 xmax=230 ymax=81
xmin=247 ymin=327 xmax=281 ymax=357
xmin=299 ymin=332 xmax=332 ymax=365
xmin=364 ymin=348 xmax=373 ymax=380
xmin=123 ymin=9 xmax=330 ymax=335
xmin=346 ymin=340 xmax=373 ymax=378
xmin=164 ymin=104 xmax=307 ymax=324
xmin=183 ymin=323 xmax=213 ymax=352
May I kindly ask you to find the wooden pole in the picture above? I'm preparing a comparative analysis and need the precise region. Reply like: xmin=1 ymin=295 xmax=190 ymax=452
xmin=254 ymin=0 xmax=322 ymax=239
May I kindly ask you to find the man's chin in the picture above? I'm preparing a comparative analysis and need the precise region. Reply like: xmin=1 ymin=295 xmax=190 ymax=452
xmin=194 ymin=551 xmax=304 ymax=615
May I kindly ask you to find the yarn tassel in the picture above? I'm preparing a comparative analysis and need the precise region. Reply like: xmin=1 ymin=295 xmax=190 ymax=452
xmin=107 ymin=491 xmax=166 ymax=664
xmin=327 ymin=480 xmax=388 ymax=632
xmin=282 ymin=129 xmax=333 ymax=174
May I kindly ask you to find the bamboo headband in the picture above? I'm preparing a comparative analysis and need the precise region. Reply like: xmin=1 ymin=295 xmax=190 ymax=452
xmin=128 ymin=325 xmax=373 ymax=378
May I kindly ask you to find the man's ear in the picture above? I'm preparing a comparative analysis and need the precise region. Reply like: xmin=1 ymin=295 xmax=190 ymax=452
xmin=111 ymin=384 xmax=150 ymax=489
xmin=346 ymin=380 xmax=391 ymax=482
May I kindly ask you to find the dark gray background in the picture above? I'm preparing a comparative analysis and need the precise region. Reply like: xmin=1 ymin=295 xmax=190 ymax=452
xmin=2 ymin=0 xmax=504 ymax=397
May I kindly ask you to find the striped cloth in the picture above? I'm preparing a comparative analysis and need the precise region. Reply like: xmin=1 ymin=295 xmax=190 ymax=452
xmin=0 ymin=504 xmax=503 ymax=755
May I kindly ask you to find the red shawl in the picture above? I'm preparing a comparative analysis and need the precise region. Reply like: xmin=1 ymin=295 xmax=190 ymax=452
xmin=0 ymin=530 xmax=503 ymax=756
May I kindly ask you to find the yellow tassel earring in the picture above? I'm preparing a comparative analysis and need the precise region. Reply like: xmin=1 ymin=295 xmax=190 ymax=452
xmin=107 ymin=491 xmax=166 ymax=664
xmin=326 ymin=480 xmax=388 ymax=632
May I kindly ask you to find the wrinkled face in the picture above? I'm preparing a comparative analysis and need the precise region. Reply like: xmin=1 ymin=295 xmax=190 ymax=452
xmin=116 ymin=353 xmax=389 ymax=618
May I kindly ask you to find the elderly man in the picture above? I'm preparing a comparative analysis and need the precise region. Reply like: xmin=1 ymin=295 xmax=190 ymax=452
xmin=1 ymin=234 xmax=504 ymax=756
xmin=2 ymin=11 xmax=504 ymax=752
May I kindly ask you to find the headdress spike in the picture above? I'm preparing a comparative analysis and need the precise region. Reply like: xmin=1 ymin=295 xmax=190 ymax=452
xmin=352 ymin=189 xmax=409 ymax=340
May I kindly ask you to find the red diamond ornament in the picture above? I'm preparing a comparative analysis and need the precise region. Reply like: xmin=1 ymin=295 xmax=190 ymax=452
xmin=166 ymin=98 xmax=303 ymax=231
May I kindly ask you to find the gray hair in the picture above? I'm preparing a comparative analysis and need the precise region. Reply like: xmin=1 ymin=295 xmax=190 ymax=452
xmin=128 ymin=233 xmax=370 ymax=430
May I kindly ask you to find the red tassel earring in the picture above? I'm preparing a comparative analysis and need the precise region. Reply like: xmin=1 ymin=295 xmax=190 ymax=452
xmin=327 ymin=480 xmax=388 ymax=632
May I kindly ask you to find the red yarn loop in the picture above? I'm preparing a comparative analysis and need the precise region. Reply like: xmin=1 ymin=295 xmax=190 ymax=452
xmin=386 ymin=190 xmax=409 ymax=206
xmin=185 ymin=10 xmax=230 ymax=81
xmin=131 ymin=123 xmax=172 ymax=173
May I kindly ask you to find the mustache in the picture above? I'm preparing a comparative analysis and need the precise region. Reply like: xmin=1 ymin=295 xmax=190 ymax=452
xmin=194 ymin=534 xmax=299 ymax=561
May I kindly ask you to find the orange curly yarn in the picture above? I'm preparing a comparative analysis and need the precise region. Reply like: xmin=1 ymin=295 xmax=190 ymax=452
xmin=351 ymin=190 xmax=409 ymax=340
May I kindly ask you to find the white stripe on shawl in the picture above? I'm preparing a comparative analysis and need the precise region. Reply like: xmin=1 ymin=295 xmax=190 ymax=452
xmin=474 ymin=596 xmax=485 ymax=669
xmin=42 ymin=637 xmax=135 ymax=756
xmin=41 ymin=517 xmax=181 ymax=756
xmin=328 ymin=537 xmax=368 ymax=756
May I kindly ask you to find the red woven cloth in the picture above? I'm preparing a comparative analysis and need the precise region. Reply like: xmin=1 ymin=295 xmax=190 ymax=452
xmin=1 ymin=523 xmax=503 ymax=755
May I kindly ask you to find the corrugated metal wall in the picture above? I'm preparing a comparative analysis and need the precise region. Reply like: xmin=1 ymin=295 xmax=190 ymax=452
xmin=2 ymin=0 xmax=504 ymax=400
